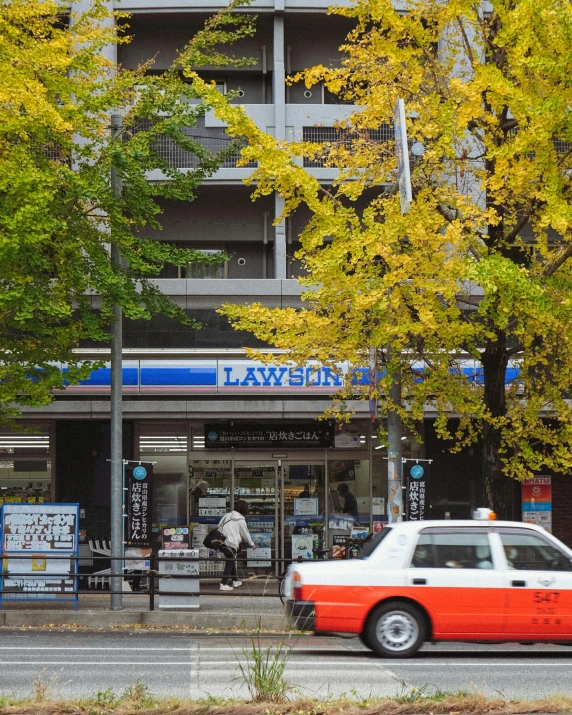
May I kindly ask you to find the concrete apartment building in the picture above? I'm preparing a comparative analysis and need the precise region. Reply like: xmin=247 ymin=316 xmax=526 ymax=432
xmin=3 ymin=0 xmax=568 ymax=564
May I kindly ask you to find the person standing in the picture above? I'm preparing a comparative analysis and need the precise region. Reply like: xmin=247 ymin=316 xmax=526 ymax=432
xmin=337 ymin=483 xmax=359 ymax=517
xmin=218 ymin=500 xmax=256 ymax=591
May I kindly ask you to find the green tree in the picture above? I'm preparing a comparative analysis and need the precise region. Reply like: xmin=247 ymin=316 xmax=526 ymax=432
xmin=0 ymin=0 xmax=254 ymax=418
xmin=189 ymin=0 xmax=572 ymax=515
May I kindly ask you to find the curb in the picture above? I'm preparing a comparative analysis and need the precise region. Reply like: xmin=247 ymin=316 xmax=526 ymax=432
xmin=0 ymin=610 xmax=290 ymax=630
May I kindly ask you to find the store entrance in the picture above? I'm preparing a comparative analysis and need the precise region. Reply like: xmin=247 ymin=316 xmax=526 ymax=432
xmin=188 ymin=453 xmax=374 ymax=576
xmin=282 ymin=462 xmax=326 ymax=566
xmin=233 ymin=461 xmax=278 ymax=575
xmin=234 ymin=461 xmax=326 ymax=575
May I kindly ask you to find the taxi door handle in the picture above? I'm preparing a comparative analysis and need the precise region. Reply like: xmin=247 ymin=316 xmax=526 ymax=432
xmin=412 ymin=578 xmax=427 ymax=585
xmin=511 ymin=580 xmax=526 ymax=587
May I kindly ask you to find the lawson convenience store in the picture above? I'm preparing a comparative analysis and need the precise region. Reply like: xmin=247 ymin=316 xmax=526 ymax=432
xmin=4 ymin=355 xmax=569 ymax=564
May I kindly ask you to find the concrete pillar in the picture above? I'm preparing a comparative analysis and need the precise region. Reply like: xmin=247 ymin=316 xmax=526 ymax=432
xmin=273 ymin=13 xmax=287 ymax=278
xmin=274 ymin=195 xmax=287 ymax=279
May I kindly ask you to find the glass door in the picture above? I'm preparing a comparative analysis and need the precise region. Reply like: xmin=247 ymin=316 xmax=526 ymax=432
xmin=282 ymin=462 xmax=326 ymax=564
xmin=233 ymin=462 xmax=277 ymax=575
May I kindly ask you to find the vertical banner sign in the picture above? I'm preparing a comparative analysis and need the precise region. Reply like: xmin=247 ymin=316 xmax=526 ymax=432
xmin=126 ymin=464 xmax=153 ymax=548
xmin=407 ymin=463 xmax=430 ymax=521
xmin=522 ymin=476 xmax=552 ymax=532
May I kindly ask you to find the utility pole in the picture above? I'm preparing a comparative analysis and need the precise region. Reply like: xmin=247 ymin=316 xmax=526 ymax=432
xmin=386 ymin=346 xmax=404 ymax=523
xmin=385 ymin=98 xmax=413 ymax=524
xmin=110 ymin=112 xmax=123 ymax=610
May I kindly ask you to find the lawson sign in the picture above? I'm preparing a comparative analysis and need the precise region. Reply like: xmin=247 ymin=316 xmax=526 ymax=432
xmin=62 ymin=360 xmax=357 ymax=395
xmin=60 ymin=358 xmax=521 ymax=395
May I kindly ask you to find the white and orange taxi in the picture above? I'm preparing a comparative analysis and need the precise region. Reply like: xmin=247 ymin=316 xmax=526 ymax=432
xmin=284 ymin=510 xmax=572 ymax=657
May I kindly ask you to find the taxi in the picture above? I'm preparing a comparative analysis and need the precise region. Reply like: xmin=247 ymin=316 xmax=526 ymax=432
xmin=284 ymin=509 xmax=572 ymax=657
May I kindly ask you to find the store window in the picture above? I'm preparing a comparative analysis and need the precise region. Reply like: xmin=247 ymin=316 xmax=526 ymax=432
xmin=284 ymin=464 xmax=325 ymax=561
xmin=328 ymin=459 xmax=370 ymax=557
xmin=0 ymin=425 xmax=52 ymax=504
xmin=138 ymin=424 xmax=188 ymax=549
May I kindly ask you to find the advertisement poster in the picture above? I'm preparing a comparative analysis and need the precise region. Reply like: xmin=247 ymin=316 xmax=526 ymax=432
xmin=2 ymin=504 xmax=77 ymax=552
xmin=351 ymin=527 xmax=369 ymax=541
xmin=126 ymin=464 xmax=153 ymax=548
xmin=1 ymin=503 xmax=79 ymax=602
xmin=372 ymin=497 xmax=385 ymax=515
xmin=407 ymin=463 xmax=430 ymax=521
xmin=291 ymin=534 xmax=317 ymax=560
xmin=522 ymin=476 xmax=552 ymax=532
xmin=247 ymin=532 xmax=272 ymax=567
xmin=162 ymin=527 xmax=189 ymax=550
xmin=332 ymin=535 xmax=348 ymax=559
xmin=294 ymin=498 xmax=318 ymax=516
xmin=328 ymin=516 xmax=351 ymax=530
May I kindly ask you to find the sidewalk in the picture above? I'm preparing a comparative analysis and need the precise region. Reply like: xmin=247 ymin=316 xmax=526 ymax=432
xmin=0 ymin=589 xmax=290 ymax=631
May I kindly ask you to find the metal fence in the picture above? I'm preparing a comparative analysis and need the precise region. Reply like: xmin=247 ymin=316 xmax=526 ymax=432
xmin=302 ymin=124 xmax=394 ymax=168
xmin=0 ymin=553 xmax=292 ymax=611
xmin=130 ymin=119 xmax=256 ymax=169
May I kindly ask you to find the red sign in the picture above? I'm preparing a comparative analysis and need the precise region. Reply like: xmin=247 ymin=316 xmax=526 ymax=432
xmin=522 ymin=477 xmax=552 ymax=504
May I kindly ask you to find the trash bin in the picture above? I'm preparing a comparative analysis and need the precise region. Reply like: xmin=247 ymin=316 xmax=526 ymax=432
xmin=158 ymin=548 xmax=199 ymax=609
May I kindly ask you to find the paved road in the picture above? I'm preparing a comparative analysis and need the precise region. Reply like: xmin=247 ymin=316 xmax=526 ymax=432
xmin=0 ymin=630 xmax=571 ymax=701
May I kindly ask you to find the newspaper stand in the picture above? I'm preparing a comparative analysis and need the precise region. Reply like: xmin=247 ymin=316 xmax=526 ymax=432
xmin=0 ymin=503 xmax=79 ymax=610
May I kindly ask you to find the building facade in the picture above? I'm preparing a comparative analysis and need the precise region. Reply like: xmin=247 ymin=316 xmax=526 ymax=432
xmin=3 ymin=0 xmax=570 ymax=566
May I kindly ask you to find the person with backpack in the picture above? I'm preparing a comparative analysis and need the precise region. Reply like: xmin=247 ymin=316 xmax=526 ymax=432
xmin=217 ymin=500 xmax=256 ymax=591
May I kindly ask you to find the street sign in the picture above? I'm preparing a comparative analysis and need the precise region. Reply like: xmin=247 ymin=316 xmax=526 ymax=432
xmin=393 ymin=97 xmax=412 ymax=214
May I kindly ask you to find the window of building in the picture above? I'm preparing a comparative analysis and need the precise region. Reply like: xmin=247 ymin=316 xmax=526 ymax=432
xmin=0 ymin=424 xmax=53 ymax=504
xmin=498 ymin=530 xmax=572 ymax=572
xmin=138 ymin=424 xmax=188 ymax=546
xmin=182 ymin=250 xmax=227 ymax=279
xmin=411 ymin=530 xmax=493 ymax=569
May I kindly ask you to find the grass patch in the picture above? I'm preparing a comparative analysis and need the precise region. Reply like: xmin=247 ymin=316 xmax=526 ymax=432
xmin=235 ymin=632 xmax=295 ymax=702
xmin=0 ymin=688 xmax=570 ymax=714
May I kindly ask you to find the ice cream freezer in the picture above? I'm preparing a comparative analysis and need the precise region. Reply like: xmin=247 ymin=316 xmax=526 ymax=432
xmin=158 ymin=548 xmax=199 ymax=609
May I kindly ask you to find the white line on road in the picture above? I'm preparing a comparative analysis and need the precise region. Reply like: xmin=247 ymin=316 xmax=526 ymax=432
xmin=0 ymin=647 xmax=196 ymax=651
xmin=0 ymin=662 xmax=188 ymax=666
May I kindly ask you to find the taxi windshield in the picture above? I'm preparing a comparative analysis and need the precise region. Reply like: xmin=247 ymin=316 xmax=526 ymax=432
xmin=356 ymin=527 xmax=392 ymax=559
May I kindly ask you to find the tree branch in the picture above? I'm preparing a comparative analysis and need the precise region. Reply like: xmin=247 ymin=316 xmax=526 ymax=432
xmin=545 ymin=245 xmax=572 ymax=277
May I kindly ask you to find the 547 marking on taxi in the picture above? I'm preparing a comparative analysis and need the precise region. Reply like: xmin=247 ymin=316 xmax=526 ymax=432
xmin=533 ymin=591 xmax=560 ymax=604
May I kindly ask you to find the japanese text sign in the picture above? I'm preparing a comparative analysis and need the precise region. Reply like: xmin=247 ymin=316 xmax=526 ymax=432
xmin=126 ymin=464 xmax=153 ymax=548
xmin=2 ymin=504 xmax=78 ymax=552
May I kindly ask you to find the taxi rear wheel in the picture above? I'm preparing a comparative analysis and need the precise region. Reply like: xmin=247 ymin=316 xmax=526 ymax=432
xmin=365 ymin=601 xmax=426 ymax=658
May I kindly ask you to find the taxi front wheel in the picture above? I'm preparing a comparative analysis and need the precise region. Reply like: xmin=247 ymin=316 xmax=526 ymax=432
xmin=365 ymin=601 xmax=426 ymax=658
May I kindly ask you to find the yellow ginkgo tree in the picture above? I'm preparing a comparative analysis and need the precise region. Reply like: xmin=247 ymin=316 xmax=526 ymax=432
xmin=189 ymin=0 xmax=572 ymax=515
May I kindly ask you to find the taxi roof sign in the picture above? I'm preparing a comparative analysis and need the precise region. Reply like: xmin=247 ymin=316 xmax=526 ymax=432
xmin=472 ymin=507 xmax=497 ymax=520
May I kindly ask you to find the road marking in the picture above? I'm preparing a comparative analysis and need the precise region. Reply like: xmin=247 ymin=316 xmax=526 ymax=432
xmin=0 ymin=647 xmax=196 ymax=651
xmin=2 ymin=660 xmax=568 ymax=670
xmin=0 ymin=661 xmax=187 ymax=666
xmin=189 ymin=641 xmax=199 ymax=698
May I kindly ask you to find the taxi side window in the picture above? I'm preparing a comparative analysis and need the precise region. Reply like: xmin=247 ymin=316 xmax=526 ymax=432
xmin=498 ymin=531 xmax=572 ymax=572
xmin=410 ymin=532 xmax=493 ymax=569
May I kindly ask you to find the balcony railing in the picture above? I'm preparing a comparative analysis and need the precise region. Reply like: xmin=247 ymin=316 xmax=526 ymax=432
xmin=131 ymin=118 xmax=255 ymax=169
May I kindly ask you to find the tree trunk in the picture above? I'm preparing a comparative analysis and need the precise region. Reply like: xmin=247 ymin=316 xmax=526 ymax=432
xmin=481 ymin=332 xmax=509 ymax=517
